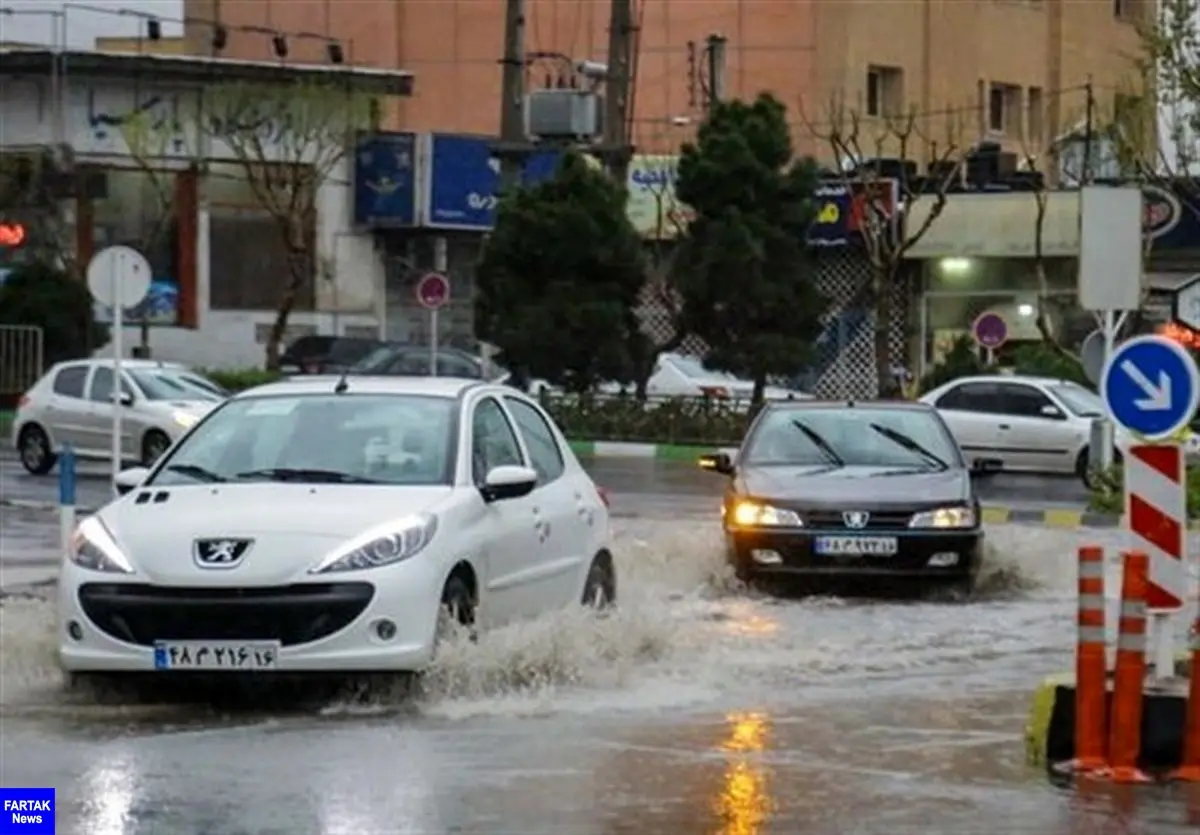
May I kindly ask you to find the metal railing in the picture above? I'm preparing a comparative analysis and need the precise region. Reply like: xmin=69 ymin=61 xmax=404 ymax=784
xmin=0 ymin=324 xmax=44 ymax=409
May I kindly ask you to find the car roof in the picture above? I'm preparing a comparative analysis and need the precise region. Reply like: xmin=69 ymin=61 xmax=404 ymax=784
xmin=232 ymin=375 xmax=485 ymax=400
xmin=55 ymin=358 xmax=188 ymax=371
xmin=762 ymin=399 xmax=937 ymax=413
xmin=938 ymin=374 xmax=1076 ymax=387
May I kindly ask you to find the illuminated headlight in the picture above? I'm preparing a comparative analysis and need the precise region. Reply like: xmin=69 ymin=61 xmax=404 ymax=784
xmin=311 ymin=514 xmax=438 ymax=573
xmin=730 ymin=501 xmax=802 ymax=528
xmin=909 ymin=506 xmax=977 ymax=529
xmin=172 ymin=411 xmax=199 ymax=429
xmin=68 ymin=516 xmax=134 ymax=573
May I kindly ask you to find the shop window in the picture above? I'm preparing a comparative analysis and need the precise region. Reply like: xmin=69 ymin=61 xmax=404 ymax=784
xmin=207 ymin=162 xmax=315 ymax=312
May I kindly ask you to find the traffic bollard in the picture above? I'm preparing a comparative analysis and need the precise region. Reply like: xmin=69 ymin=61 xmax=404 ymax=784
xmin=58 ymin=444 xmax=76 ymax=555
xmin=1095 ymin=550 xmax=1151 ymax=784
xmin=1065 ymin=545 xmax=1109 ymax=774
xmin=1169 ymin=615 xmax=1200 ymax=782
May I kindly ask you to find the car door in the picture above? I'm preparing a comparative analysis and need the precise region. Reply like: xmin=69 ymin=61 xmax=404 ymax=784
xmin=81 ymin=366 xmax=140 ymax=462
xmin=41 ymin=365 xmax=92 ymax=452
xmin=503 ymin=395 xmax=588 ymax=608
xmin=991 ymin=382 xmax=1080 ymax=473
xmin=931 ymin=382 xmax=1004 ymax=465
xmin=469 ymin=396 xmax=543 ymax=626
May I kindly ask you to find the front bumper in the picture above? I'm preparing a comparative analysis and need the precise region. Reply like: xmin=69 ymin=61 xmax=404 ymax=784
xmin=727 ymin=527 xmax=983 ymax=580
xmin=57 ymin=558 xmax=446 ymax=674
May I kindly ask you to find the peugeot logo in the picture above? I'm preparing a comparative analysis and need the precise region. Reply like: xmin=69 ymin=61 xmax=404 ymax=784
xmin=843 ymin=511 xmax=870 ymax=530
xmin=194 ymin=538 xmax=253 ymax=569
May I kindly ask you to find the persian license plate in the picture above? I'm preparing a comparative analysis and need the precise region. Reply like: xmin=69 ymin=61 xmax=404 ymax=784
xmin=814 ymin=536 xmax=898 ymax=557
xmin=153 ymin=641 xmax=280 ymax=671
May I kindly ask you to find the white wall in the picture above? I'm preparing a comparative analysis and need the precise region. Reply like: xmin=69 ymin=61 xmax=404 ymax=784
xmin=1 ymin=73 xmax=385 ymax=370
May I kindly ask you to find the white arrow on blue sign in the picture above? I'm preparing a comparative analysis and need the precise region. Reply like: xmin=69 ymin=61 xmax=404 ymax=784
xmin=1100 ymin=334 xmax=1200 ymax=439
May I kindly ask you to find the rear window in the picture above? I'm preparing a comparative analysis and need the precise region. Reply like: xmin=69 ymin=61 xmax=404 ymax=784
xmin=327 ymin=338 xmax=384 ymax=364
xmin=284 ymin=336 xmax=336 ymax=358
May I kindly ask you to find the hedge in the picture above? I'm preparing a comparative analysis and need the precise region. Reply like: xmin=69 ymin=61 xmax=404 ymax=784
xmin=1088 ymin=464 xmax=1200 ymax=517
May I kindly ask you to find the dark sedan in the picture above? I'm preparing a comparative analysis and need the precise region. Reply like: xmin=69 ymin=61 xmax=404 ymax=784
xmin=699 ymin=400 xmax=984 ymax=592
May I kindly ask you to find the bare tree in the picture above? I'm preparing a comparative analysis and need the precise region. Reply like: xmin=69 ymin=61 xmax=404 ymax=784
xmin=201 ymin=79 xmax=375 ymax=368
xmin=799 ymin=99 xmax=969 ymax=392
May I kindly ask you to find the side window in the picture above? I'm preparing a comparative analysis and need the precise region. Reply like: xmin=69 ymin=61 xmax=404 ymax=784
xmin=391 ymin=353 xmax=428 ymax=375
xmin=89 ymin=367 xmax=114 ymax=403
xmin=471 ymin=397 xmax=524 ymax=483
xmin=437 ymin=354 xmax=481 ymax=378
xmin=997 ymin=384 xmax=1056 ymax=418
xmin=504 ymin=397 xmax=565 ymax=483
xmin=52 ymin=366 xmax=88 ymax=399
xmin=936 ymin=383 xmax=1000 ymax=412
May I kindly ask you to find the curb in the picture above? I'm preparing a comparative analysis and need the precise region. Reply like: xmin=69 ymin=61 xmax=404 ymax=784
xmin=568 ymin=440 xmax=735 ymax=461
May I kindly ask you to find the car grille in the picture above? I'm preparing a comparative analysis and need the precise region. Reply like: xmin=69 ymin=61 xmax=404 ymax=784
xmin=78 ymin=583 xmax=374 ymax=647
xmin=802 ymin=510 xmax=915 ymax=530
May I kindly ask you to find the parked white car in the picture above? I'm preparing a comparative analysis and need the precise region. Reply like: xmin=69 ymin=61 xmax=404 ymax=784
xmin=920 ymin=374 xmax=1124 ymax=482
xmin=57 ymin=376 xmax=615 ymax=682
xmin=641 ymin=353 xmax=811 ymax=402
xmin=11 ymin=359 xmax=226 ymax=474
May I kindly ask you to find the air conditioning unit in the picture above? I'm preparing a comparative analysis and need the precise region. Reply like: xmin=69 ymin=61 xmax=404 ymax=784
xmin=526 ymin=90 xmax=602 ymax=140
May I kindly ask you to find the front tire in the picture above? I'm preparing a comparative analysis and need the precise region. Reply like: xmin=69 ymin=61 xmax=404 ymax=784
xmin=17 ymin=424 xmax=56 ymax=475
xmin=436 ymin=575 xmax=477 ymax=644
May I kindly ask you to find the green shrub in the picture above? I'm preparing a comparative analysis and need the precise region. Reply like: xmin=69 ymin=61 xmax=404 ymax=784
xmin=540 ymin=392 xmax=754 ymax=445
xmin=918 ymin=336 xmax=985 ymax=394
xmin=204 ymin=368 xmax=282 ymax=392
xmin=1087 ymin=463 xmax=1200 ymax=517
xmin=1011 ymin=342 xmax=1088 ymax=385
xmin=0 ymin=261 xmax=107 ymax=366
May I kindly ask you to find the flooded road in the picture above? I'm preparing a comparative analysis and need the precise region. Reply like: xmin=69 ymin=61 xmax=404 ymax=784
xmin=3 ymin=509 xmax=1199 ymax=834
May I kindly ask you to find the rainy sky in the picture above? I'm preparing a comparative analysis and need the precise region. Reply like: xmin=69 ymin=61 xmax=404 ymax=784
xmin=0 ymin=1 xmax=183 ymax=48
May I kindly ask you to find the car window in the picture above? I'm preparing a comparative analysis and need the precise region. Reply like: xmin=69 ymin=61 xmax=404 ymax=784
xmin=471 ymin=397 xmax=524 ymax=483
xmin=995 ymin=383 xmax=1057 ymax=418
xmin=87 ymin=367 xmax=134 ymax=403
xmin=665 ymin=354 xmax=740 ymax=382
xmin=504 ymin=397 xmax=565 ymax=483
xmin=745 ymin=406 xmax=962 ymax=469
xmin=285 ymin=336 xmax=335 ymax=358
xmin=437 ymin=353 xmax=482 ymax=378
xmin=147 ymin=393 xmax=458 ymax=486
xmin=327 ymin=338 xmax=382 ymax=364
xmin=935 ymin=382 xmax=1002 ymax=413
xmin=51 ymin=366 xmax=88 ymax=398
xmin=1048 ymin=383 xmax=1103 ymax=417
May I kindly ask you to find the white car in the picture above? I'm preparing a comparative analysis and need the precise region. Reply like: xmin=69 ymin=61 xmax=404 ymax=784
xmin=642 ymin=353 xmax=811 ymax=402
xmin=919 ymin=374 xmax=1122 ymax=482
xmin=57 ymin=376 xmax=616 ymax=681
xmin=12 ymin=359 xmax=225 ymax=474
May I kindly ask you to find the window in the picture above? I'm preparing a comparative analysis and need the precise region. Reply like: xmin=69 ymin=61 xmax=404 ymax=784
xmin=51 ymin=366 xmax=88 ymax=398
xmin=995 ymin=383 xmax=1058 ymax=418
xmin=866 ymin=66 xmax=904 ymax=118
xmin=88 ymin=367 xmax=134 ymax=403
xmin=471 ymin=398 xmax=524 ymax=483
xmin=505 ymin=397 xmax=565 ymax=483
xmin=1114 ymin=0 xmax=1145 ymax=21
xmin=1047 ymin=383 xmax=1103 ymax=417
xmin=987 ymin=83 xmax=1020 ymax=133
xmin=1027 ymin=87 xmax=1044 ymax=145
xmin=935 ymin=382 xmax=1002 ymax=413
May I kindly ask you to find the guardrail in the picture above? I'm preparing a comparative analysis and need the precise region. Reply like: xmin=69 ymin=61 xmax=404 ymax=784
xmin=0 ymin=324 xmax=43 ymax=410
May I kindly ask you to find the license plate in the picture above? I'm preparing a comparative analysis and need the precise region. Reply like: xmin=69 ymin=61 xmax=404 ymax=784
xmin=814 ymin=536 xmax=898 ymax=557
xmin=153 ymin=641 xmax=280 ymax=671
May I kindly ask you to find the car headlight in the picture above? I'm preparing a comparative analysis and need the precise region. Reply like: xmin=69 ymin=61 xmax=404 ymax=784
xmin=909 ymin=506 xmax=977 ymax=529
xmin=68 ymin=516 xmax=134 ymax=573
xmin=310 ymin=514 xmax=438 ymax=573
xmin=172 ymin=411 xmax=199 ymax=429
xmin=729 ymin=500 xmax=802 ymax=528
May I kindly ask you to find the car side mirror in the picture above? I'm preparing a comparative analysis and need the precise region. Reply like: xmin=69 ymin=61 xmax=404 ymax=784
xmin=117 ymin=391 xmax=134 ymax=406
xmin=114 ymin=466 xmax=150 ymax=495
xmin=1039 ymin=404 xmax=1064 ymax=419
xmin=480 ymin=465 xmax=538 ymax=503
xmin=698 ymin=452 xmax=734 ymax=475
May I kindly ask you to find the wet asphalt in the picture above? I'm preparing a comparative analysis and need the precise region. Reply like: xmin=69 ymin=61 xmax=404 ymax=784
xmin=5 ymin=455 xmax=1197 ymax=834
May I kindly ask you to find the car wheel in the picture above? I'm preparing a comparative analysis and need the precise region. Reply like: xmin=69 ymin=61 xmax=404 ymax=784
xmin=141 ymin=429 xmax=171 ymax=467
xmin=17 ymin=424 xmax=57 ymax=476
xmin=436 ymin=574 xmax=476 ymax=644
xmin=581 ymin=553 xmax=616 ymax=608
xmin=1077 ymin=446 xmax=1121 ymax=489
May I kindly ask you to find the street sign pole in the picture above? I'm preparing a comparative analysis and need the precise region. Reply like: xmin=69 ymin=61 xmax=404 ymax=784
xmin=416 ymin=272 xmax=451 ymax=376
xmin=430 ymin=306 xmax=439 ymax=377
xmin=111 ymin=250 xmax=124 ymax=486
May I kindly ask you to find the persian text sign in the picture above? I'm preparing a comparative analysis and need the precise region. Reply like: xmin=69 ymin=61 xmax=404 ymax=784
xmin=808 ymin=180 xmax=898 ymax=247
xmin=626 ymin=155 xmax=694 ymax=239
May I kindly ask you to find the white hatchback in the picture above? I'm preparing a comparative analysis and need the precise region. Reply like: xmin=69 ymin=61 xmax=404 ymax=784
xmin=57 ymin=376 xmax=615 ymax=680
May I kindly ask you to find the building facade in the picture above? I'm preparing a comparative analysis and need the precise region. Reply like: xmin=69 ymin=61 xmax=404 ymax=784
xmin=183 ymin=0 xmax=1147 ymax=159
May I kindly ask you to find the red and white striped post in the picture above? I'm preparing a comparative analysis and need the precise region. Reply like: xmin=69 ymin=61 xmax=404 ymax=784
xmin=1125 ymin=443 xmax=1188 ymax=679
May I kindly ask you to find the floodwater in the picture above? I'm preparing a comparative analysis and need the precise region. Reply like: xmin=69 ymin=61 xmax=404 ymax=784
xmin=1 ymin=516 xmax=1198 ymax=834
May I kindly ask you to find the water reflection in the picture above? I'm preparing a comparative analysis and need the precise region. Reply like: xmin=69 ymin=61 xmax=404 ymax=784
xmin=79 ymin=755 xmax=137 ymax=835
xmin=713 ymin=711 xmax=774 ymax=835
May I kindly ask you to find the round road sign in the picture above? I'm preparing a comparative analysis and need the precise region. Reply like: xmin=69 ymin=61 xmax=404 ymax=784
xmin=416 ymin=272 xmax=450 ymax=310
xmin=971 ymin=311 xmax=1008 ymax=350
xmin=86 ymin=245 xmax=152 ymax=309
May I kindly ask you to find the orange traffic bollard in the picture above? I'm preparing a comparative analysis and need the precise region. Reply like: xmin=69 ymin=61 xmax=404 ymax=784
xmin=1094 ymin=551 xmax=1152 ymax=784
xmin=1169 ymin=616 xmax=1200 ymax=782
xmin=1065 ymin=545 xmax=1108 ymax=774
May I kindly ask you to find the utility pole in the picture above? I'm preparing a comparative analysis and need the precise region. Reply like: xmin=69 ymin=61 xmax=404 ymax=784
xmin=600 ymin=0 xmax=636 ymax=186
xmin=705 ymin=34 xmax=727 ymax=112
xmin=1081 ymin=75 xmax=1095 ymax=184
xmin=496 ymin=0 xmax=528 ymax=189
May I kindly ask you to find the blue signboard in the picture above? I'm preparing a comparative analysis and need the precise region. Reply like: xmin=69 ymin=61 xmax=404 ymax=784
xmin=806 ymin=180 xmax=896 ymax=248
xmin=425 ymin=134 xmax=561 ymax=230
xmin=1100 ymin=334 xmax=1200 ymax=439
xmin=354 ymin=133 xmax=417 ymax=228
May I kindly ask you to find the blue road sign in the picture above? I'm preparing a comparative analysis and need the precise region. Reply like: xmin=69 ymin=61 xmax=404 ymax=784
xmin=1100 ymin=334 xmax=1200 ymax=439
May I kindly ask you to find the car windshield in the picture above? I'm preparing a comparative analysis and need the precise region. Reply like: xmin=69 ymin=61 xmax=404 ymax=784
xmin=1049 ymin=383 xmax=1104 ymax=417
xmin=664 ymin=355 xmax=741 ymax=383
xmin=352 ymin=347 xmax=397 ymax=373
xmin=147 ymin=393 xmax=458 ymax=486
xmin=745 ymin=407 xmax=961 ymax=470
xmin=128 ymin=368 xmax=227 ymax=402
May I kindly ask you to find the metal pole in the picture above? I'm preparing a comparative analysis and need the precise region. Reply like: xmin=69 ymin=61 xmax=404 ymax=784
xmin=111 ymin=253 xmax=124 ymax=492
xmin=602 ymin=0 xmax=635 ymax=185
xmin=1098 ymin=309 xmax=1117 ymax=470
xmin=58 ymin=444 xmax=76 ymax=553
xmin=497 ymin=0 xmax=526 ymax=189
xmin=429 ymin=308 xmax=439 ymax=377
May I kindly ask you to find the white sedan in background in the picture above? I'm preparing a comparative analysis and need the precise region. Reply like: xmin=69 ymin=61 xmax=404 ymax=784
xmin=58 ymin=376 xmax=615 ymax=683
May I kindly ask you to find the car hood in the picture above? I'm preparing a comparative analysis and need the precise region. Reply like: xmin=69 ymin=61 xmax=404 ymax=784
xmin=98 ymin=484 xmax=452 ymax=585
xmin=738 ymin=464 xmax=970 ymax=509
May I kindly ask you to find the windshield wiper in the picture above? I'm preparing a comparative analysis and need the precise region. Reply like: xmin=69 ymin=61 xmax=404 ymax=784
xmin=165 ymin=463 xmax=227 ymax=483
xmin=790 ymin=420 xmax=845 ymax=467
xmin=235 ymin=468 xmax=381 ymax=484
xmin=868 ymin=423 xmax=949 ymax=471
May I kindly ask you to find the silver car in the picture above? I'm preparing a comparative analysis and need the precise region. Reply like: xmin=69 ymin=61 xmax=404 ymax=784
xmin=11 ymin=359 xmax=226 ymax=475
